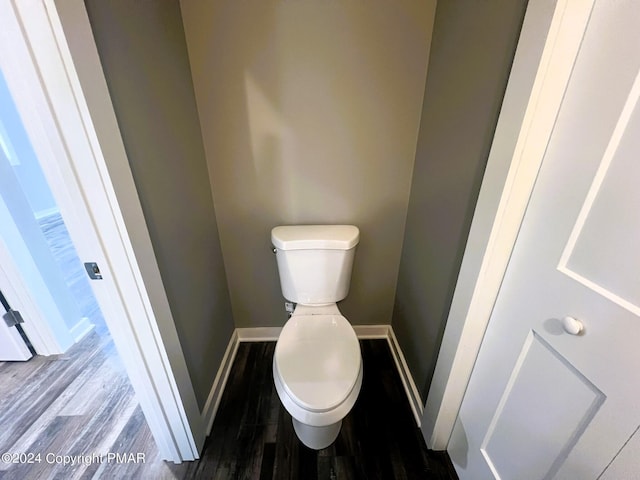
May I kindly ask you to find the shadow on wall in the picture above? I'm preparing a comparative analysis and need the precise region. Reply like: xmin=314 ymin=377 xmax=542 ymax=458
xmin=182 ymin=0 xmax=434 ymax=329
xmin=391 ymin=0 xmax=529 ymax=403
xmin=83 ymin=0 xmax=235 ymax=410
xmin=449 ymin=418 xmax=469 ymax=469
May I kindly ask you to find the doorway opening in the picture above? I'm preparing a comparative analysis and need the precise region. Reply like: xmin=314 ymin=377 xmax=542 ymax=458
xmin=0 ymin=66 xmax=108 ymax=357
xmin=0 ymin=67 xmax=163 ymax=477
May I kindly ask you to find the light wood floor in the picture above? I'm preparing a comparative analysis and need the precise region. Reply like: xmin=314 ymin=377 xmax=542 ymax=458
xmin=0 ymin=330 xmax=182 ymax=479
xmin=0 ymin=212 xmax=176 ymax=479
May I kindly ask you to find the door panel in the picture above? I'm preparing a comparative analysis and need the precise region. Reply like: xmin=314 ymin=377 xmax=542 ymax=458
xmin=560 ymin=97 xmax=640 ymax=313
xmin=450 ymin=1 xmax=640 ymax=478
xmin=481 ymin=332 xmax=604 ymax=480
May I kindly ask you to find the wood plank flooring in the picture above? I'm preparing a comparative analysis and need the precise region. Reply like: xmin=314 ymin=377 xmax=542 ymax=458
xmin=3 ymin=213 xmax=457 ymax=478
xmin=0 ymin=338 xmax=457 ymax=479
xmin=0 ymin=213 xmax=169 ymax=479
xmin=182 ymin=340 xmax=458 ymax=480
xmin=0 ymin=330 xmax=173 ymax=480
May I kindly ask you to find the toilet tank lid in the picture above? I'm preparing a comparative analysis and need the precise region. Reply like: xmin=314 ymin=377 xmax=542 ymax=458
xmin=272 ymin=225 xmax=359 ymax=250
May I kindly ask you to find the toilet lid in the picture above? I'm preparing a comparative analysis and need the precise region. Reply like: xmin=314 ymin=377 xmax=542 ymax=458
xmin=275 ymin=314 xmax=361 ymax=412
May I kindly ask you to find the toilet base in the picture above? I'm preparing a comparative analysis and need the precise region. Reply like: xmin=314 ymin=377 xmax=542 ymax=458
xmin=292 ymin=417 xmax=342 ymax=450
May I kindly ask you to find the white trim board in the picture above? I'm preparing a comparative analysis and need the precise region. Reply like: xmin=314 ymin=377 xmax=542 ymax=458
xmin=237 ymin=327 xmax=282 ymax=342
xmin=202 ymin=325 xmax=423 ymax=435
xmin=201 ymin=329 xmax=240 ymax=435
xmin=353 ymin=324 xmax=390 ymax=339
xmin=386 ymin=326 xmax=424 ymax=427
xmin=34 ymin=206 xmax=60 ymax=220
xmin=422 ymin=0 xmax=592 ymax=450
xmin=69 ymin=317 xmax=94 ymax=343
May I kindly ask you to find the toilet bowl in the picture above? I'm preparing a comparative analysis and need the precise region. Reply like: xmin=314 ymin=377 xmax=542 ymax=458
xmin=273 ymin=305 xmax=362 ymax=449
xmin=271 ymin=225 xmax=362 ymax=449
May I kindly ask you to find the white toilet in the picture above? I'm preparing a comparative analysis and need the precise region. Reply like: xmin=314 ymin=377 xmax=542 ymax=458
xmin=271 ymin=225 xmax=362 ymax=450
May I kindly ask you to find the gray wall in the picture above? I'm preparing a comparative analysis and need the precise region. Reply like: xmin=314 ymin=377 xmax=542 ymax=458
xmin=85 ymin=0 xmax=234 ymax=410
xmin=83 ymin=0 xmax=528 ymax=415
xmin=180 ymin=0 xmax=436 ymax=328
xmin=392 ymin=0 xmax=529 ymax=401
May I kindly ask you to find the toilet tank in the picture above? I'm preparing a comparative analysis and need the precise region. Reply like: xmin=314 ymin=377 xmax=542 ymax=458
xmin=271 ymin=225 xmax=359 ymax=305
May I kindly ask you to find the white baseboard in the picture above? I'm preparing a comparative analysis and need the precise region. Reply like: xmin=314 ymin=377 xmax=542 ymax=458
xmin=34 ymin=206 xmax=60 ymax=220
xmin=70 ymin=317 xmax=94 ymax=343
xmin=352 ymin=324 xmax=389 ymax=339
xmin=387 ymin=326 xmax=424 ymax=427
xmin=201 ymin=329 xmax=239 ymax=435
xmin=202 ymin=324 xmax=424 ymax=435
xmin=236 ymin=326 xmax=281 ymax=341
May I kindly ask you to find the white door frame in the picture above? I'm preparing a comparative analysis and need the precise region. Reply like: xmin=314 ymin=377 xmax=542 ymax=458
xmin=0 ymin=235 xmax=58 ymax=356
xmin=0 ymin=236 xmax=34 ymax=361
xmin=422 ymin=0 xmax=594 ymax=449
xmin=0 ymin=201 xmax=68 ymax=356
xmin=0 ymin=0 xmax=205 ymax=462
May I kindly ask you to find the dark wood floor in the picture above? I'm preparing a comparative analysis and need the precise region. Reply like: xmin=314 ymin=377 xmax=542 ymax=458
xmin=8 ymin=211 xmax=457 ymax=478
xmin=0 ymin=336 xmax=457 ymax=479
xmin=177 ymin=340 xmax=458 ymax=480
xmin=5 ymin=214 xmax=457 ymax=480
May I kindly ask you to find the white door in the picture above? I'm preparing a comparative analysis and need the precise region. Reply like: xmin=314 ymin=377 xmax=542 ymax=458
xmin=449 ymin=1 xmax=640 ymax=479
xmin=0 ymin=288 xmax=32 ymax=361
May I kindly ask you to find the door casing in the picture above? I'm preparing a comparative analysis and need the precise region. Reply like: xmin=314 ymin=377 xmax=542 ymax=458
xmin=422 ymin=0 xmax=593 ymax=449
xmin=0 ymin=0 xmax=205 ymax=462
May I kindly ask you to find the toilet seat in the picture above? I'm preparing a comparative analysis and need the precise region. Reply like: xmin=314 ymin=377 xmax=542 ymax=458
xmin=274 ymin=314 xmax=361 ymax=413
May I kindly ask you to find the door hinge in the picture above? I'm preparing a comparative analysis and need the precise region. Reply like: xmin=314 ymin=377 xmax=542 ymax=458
xmin=84 ymin=262 xmax=103 ymax=280
xmin=3 ymin=308 xmax=25 ymax=328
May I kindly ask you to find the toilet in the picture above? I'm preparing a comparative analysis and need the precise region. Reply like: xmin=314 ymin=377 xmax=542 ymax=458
xmin=271 ymin=225 xmax=362 ymax=450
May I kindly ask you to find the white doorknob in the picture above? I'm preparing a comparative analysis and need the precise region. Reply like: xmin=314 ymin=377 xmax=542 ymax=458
xmin=562 ymin=316 xmax=584 ymax=335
